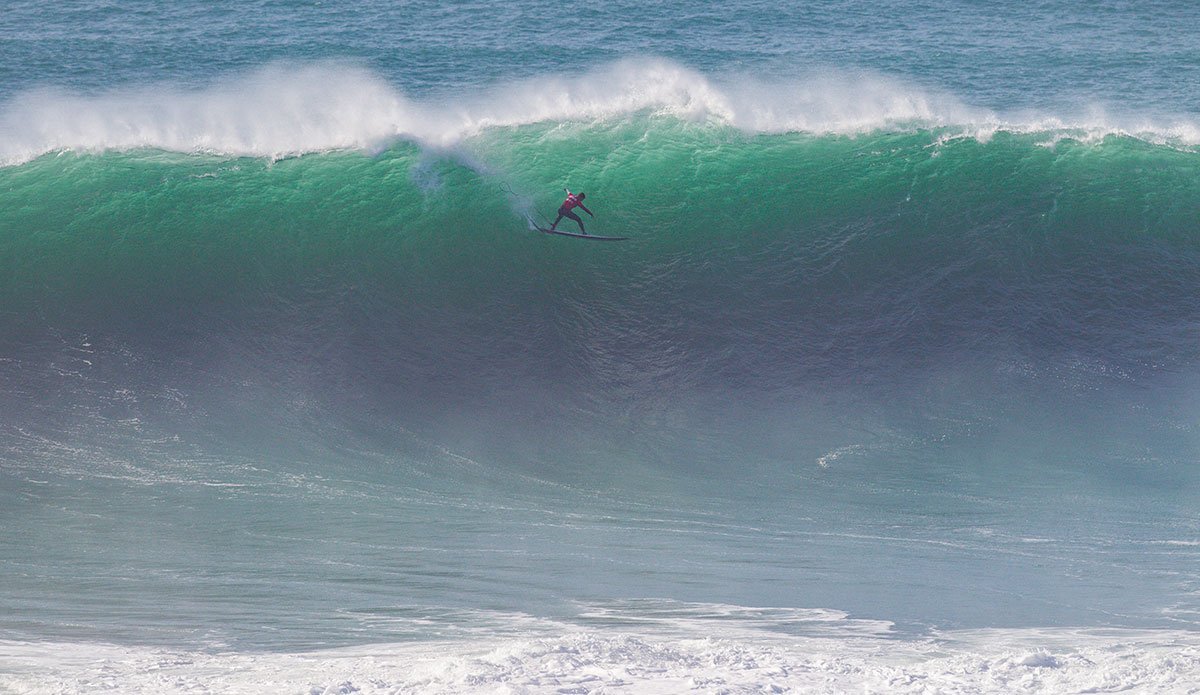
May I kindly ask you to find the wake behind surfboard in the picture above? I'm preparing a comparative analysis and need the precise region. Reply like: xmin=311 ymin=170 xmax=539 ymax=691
xmin=534 ymin=225 xmax=629 ymax=241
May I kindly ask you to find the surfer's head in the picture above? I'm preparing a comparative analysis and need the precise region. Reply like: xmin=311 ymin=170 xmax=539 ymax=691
xmin=577 ymin=193 xmax=586 ymax=200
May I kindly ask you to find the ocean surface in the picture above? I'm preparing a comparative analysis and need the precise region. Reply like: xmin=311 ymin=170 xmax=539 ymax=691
xmin=4 ymin=1 xmax=1200 ymax=692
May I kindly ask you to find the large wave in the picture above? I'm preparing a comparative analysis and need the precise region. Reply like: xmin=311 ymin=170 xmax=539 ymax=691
xmin=2 ymin=59 xmax=1198 ymax=490
xmin=3 ymin=85 xmax=1199 ymax=374
xmin=3 ymin=61 xmax=1200 ymax=657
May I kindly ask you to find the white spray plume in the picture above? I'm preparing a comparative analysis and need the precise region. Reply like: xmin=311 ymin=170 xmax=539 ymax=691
xmin=2 ymin=57 xmax=1198 ymax=166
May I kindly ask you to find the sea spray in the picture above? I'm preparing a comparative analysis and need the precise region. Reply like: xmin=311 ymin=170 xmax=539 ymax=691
xmin=7 ymin=59 xmax=1200 ymax=168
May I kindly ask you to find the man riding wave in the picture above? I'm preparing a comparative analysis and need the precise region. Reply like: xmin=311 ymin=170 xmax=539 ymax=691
xmin=550 ymin=188 xmax=594 ymax=234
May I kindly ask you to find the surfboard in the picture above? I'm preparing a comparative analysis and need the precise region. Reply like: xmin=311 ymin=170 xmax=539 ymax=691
xmin=535 ymin=226 xmax=629 ymax=241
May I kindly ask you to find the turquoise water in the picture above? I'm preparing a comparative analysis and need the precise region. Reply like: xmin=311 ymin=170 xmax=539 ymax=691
xmin=3 ymin=2 xmax=1200 ymax=692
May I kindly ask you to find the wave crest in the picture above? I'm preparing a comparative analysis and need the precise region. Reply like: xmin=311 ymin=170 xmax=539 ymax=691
xmin=3 ymin=58 xmax=1200 ymax=165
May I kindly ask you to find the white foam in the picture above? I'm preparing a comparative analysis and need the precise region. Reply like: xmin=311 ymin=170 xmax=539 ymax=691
xmin=3 ymin=58 xmax=1199 ymax=166
xmin=0 ymin=62 xmax=416 ymax=165
xmin=4 ymin=617 xmax=1200 ymax=695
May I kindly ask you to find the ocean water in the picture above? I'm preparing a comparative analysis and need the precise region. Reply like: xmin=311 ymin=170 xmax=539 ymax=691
xmin=4 ymin=1 xmax=1200 ymax=692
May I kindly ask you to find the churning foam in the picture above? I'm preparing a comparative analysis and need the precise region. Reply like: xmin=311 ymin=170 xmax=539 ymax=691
xmin=3 ymin=624 xmax=1199 ymax=695
xmin=2 ymin=58 xmax=1199 ymax=165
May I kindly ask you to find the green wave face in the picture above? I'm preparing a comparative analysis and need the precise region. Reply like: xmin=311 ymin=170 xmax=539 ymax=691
xmin=4 ymin=123 xmax=1198 ymax=323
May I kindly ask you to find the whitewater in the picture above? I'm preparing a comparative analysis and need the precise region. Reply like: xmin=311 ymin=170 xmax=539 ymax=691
xmin=4 ymin=1 xmax=1200 ymax=693
xmin=5 ymin=58 xmax=1200 ymax=166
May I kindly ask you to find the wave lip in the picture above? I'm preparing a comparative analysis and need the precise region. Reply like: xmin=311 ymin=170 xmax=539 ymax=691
xmin=0 ymin=58 xmax=746 ymax=163
xmin=0 ymin=62 xmax=414 ymax=165
xmin=4 ymin=58 xmax=1200 ymax=166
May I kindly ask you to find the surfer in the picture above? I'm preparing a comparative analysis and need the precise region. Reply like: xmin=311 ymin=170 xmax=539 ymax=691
xmin=549 ymin=188 xmax=593 ymax=234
